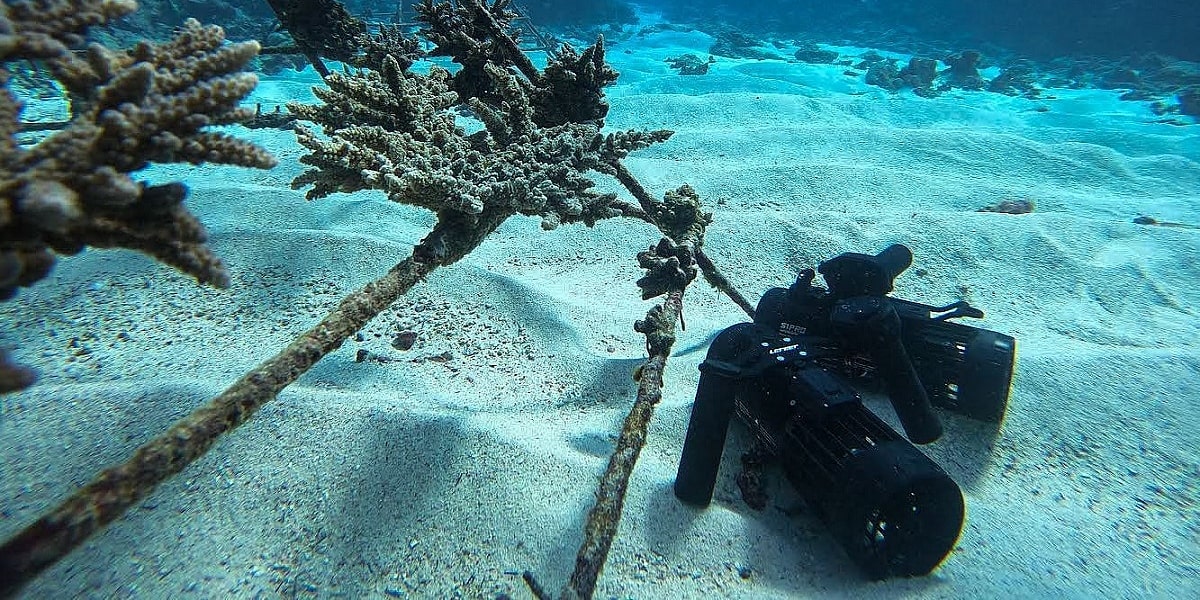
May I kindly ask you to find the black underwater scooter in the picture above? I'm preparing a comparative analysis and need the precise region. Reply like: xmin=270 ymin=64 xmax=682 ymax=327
xmin=673 ymin=244 xmax=1016 ymax=579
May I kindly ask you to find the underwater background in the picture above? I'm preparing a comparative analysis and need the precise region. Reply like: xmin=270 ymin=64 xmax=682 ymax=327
xmin=1 ymin=0 xmax=1197 ymax=598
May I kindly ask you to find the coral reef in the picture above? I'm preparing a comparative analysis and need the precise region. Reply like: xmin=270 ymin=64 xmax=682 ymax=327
xmin=646 ymin=2 xmax=1196 ymax=112
xmin=943 ymin=50 xmax=986 ymax=90
xmin=656 ymin=2 xmax=1200 ymax=64
xmin=863 ymin=54 xmax=941 ymax=97
xmin=860 ymin=50 xmax=1034 ymax=98
xmin=0 ymin=2 xmax=276 ymax=391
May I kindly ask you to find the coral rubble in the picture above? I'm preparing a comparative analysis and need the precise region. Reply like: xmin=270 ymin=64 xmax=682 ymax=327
xmin=665 ymin=54 xmax=715 ymax=76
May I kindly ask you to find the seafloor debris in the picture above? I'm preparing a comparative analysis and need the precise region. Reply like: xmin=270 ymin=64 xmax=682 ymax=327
xmin=665 ymin=53 xmax=715 ymax=75
xmin=979 ymin=198 xmax=1036 ymax=214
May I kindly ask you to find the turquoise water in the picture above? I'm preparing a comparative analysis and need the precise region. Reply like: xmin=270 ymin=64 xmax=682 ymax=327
xmin=1 ymin=1 xmax=1197 ymax=598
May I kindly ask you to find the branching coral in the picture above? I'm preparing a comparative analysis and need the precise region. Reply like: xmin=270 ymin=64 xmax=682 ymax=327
xmin=417 ymin=0 xmax=533 ymax=100
xmin=286 ymin=15 xmax=703 ymax=597
xmin=264 ymin=0 xmax=366 ymax=66
xmin=0 ymin=4 xmax=749 ymax=597
xmin=1 ymin=10 xmax=275 ymax=293
xmin=289 ymin=55 xmax=671 ymax=233
xmin=0 ymin=2 xmax=277 ymax=391
xmin=290 ymin=0 xmax=656 ymax=239
xmin=355 ymin=23 xmax=422 ymax=72
xmin=532 ymin=38 xmax=620 ymax=126
xmin=0 ymin=0 xmax=137 ymax=59
xmin=414 ymin=0 xmax=618 ymax=128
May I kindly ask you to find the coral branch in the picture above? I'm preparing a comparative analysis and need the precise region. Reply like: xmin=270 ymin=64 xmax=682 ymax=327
xmin=533 ymin=37 xmax=619 ymax=126
xmin=2 ymin=14 xmax=275 ymax=299
xmin=290 ymin=55 xmax=669 ymax=231
xmin=1 ymin=3 xmax=759 ymax=598
xmin=1 ymin=5 xmax=276 ymax=391
xmin=608 ymin=160 xmax=754 ymax=318
xmin=0 ymin=0 xmax=137 ymax=62
xmin=263 ymin=0 xmax=366 ymax=66
xmin=416 ymin=0 xmax=538 ymax=99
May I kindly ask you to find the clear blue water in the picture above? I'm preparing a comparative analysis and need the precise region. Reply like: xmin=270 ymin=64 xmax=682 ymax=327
xmin=1 ymin=1 xmax=1197 ymax=598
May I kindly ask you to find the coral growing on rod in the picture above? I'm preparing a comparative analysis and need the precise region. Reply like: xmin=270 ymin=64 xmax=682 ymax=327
xmin=288 ymin=54 xmax=671 ymax=233
xmin=0 ymin=4 xmax=718 ymax=596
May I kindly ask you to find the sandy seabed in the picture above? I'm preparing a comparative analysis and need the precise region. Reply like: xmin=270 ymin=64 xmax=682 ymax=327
xmin=2 ymin=28 xmax=1198 ymax=599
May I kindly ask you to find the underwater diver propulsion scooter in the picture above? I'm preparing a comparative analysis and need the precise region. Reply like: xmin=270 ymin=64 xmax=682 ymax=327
xmin=674 ymin=244 xmax=1016 ymax=579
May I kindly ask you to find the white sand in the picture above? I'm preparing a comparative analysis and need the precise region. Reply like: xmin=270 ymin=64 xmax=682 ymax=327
xmin=2 ymin=30 xmax=1198 ymax=599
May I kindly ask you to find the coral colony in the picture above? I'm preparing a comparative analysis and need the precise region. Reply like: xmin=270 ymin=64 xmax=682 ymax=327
xmin=0 ymin=2 xmax=744 ymax=598
xmin=1 ymin=1 xmax=276 ymax=389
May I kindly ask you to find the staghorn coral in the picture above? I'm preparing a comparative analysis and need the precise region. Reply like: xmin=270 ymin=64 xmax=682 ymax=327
xmin=416 ymin=0 xmax=618 ymax=128
xmin=264 ymin=0 xmax=366 ymax=66
xmin=354 ymin=23 xmax=422 ymax=72
xmin=531 ymin=37 xmax=619 ymax=126
xmin=0 ymin=5 xmax=739 ymax=595
xmin=416 ymin=0 xmax=538 ymax=101
xmin=1 ymin=2 xmax=277 ymax=392
xmin=0 ymin=0 xmax=138 ymax=60
xmin=293 ymin=0 xmax=673 ymax=235
xmin=1 ymin=13 xmax=275 ymax=294
xmin=289 ymin=55 xmax=671 ymax=232
xmin=287 ymin=20 xmax=711 ymax=596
